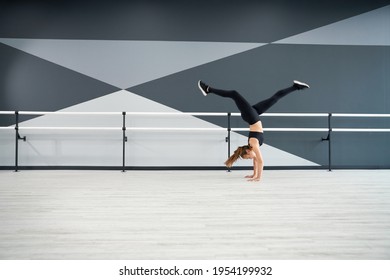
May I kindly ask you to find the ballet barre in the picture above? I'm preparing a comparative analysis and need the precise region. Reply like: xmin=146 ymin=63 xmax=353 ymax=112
xmin=8 ymin=127 xmax=123 ymax=130
xmin=332 ymin=113 xmax=390 ymax=118
xmin=0 ymin=111 xmax=389 ymax=172
xmin=13 ymin=111 xmax=123 ymax=115
xmin=3 ymin=126 xmax=388 ymax=132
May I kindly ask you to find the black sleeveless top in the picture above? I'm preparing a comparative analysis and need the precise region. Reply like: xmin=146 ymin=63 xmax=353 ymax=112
xmin=248 ymin=131 xmax=264 ymax=146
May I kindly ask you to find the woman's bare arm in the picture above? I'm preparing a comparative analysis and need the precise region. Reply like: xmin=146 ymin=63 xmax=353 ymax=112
xmin=248 ymin=139 xmax=263 ymax=181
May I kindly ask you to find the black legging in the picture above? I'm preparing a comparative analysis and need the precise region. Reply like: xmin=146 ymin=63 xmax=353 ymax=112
xmin=208 ymin=85 xmax=298 ymax=125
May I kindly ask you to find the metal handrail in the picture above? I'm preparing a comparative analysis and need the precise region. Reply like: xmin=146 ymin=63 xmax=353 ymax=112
xmin=1 ymin=111 xmax=389 ymax=172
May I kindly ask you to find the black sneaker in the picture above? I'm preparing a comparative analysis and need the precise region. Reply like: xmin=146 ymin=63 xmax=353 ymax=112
xmin=293 ymin=80 xmax=310 ymax=90
xmin=198 ymin=80 xmax=209 ymax=96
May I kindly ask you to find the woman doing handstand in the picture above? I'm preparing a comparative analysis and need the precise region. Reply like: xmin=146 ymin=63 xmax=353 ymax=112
xmin=198 ymin=80 xmax=310 ymax=181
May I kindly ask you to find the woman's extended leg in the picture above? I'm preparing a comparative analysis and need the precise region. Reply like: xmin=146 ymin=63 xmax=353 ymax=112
xmin=198 ymin=81 xmax=260 ymax=125
xmin=252 ymin=80 xmax=309 ymax=115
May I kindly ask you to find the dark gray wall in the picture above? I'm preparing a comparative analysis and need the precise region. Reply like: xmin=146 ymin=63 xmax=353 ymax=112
xmin=1 ymin=0 xmax=388 ymax=41
xmin=1 ymin=0 xmax=389 ymax=168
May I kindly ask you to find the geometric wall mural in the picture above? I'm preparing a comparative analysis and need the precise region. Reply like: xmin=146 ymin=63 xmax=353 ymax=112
xmin=0 ymin=39 xmax=265 ymax=89
xmin=1 ymin=1 xmax=389 ymax=168
xmin=276 ymin=5 xmax=390 ymax=46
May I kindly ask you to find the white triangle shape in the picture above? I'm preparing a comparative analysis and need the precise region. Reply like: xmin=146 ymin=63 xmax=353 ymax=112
xmin=18 ymin=90 xmax=318 ymax=167
xmin=275 ymin=5 xmax=390 ymax=46
xmin=0 ymin=39 xmax=265 ymax=89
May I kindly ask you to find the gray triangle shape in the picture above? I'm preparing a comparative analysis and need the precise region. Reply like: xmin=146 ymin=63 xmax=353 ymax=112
xmin=275 ymin=5 xmax=390 ymax=46
xmin=19 ymin=90 xmax=319 ymax=167
xmin=0 ymin=39 xmax=266 ymax=89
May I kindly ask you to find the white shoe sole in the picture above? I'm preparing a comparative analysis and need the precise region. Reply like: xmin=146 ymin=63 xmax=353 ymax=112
xmin=198 ymin=80 xmax=208 ymax=96
xmin=294 ymin=80 xmax=310 ymax=88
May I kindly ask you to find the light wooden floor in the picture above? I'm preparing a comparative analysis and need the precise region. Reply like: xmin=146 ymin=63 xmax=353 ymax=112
xmin=0 ymin=170 xmax=389 ymax=260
